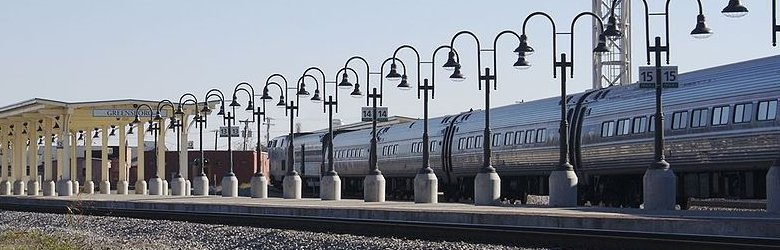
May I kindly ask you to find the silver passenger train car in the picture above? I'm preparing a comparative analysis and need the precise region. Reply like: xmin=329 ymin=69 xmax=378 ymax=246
xmin=268 ymin=55 xmax=780 ymax=207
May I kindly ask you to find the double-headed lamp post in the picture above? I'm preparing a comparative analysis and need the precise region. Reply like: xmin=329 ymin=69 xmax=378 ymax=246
xmin=442 ymin=30 xmax=521 ymax=205
xmin=170 ymin=93 xmax=199 ymax=196
xmin=260 ymin=74 xmax=306 ymax=199
xmin=339 ymin=56 xmax=400 ymax=202
xmin=228 ymin=82 xmax=267 ymax=198
xmin=516 ymin=11 xmax=610 ymax=207
xmin=387 ymin=44 xmax=452 ymax=203
xmin=301 ymin=66 xmax=352 ymax=200
xmin=133 ymin=103 xmax=160 ymax=195
xmin=193 ymin=89 xmax=226 ymax=196
xmin=604 ymin=0 xmax=713 ymax=209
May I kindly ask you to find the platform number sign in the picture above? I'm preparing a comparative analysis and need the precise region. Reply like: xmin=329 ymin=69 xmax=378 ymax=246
xmin=639 ymin=66 xmax=679 ymax=88
xmin=219 ymin=126 xmax=240 ymax=137
xmin=361 ymin=107 xmax=388 ymax=122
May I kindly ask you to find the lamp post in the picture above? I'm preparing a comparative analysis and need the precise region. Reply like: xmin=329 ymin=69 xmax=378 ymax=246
xmin=604 ymin=0 xmax=712 ymax=210
xmin=133 ymin=103 xmax=162 ymax=195
xmin=443 ymin=30 xmax=521 ymax=205
xmin=517 ymin=11 xmax=610 ymax=207
xmin=388 ymin=44 xmax=454 ymax=203
xmin=169 ymin=93 xmax=198 ymax=196
xmin=301 ymin=66 xmax=354 ymax=200
xmin=227 ymin=82 xmax=266 ymax=198
xmin=193 ymin=89 xmax=225 ymax=196
xmin=339 ymin=56 xmax=400 ymax=202
xmin=260 ymin=74 xmax=305 ymax=199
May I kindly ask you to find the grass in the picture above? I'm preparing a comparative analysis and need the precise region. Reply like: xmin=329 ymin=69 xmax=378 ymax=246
xmin=0 ymin=230 xmax=82 ymax=250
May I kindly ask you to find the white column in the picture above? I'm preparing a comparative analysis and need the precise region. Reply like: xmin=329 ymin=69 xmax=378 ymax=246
xmin=100 ymin=127 xmax=110 ymax=194
xmin=27 ymin=123 xmax=40 ymax=195
xmin=70 ymin=131 xmax=79 ymax=193
xmin=157 ymin=119 xmax=167 ymax=180
xmin=42 ymin=120 xmax=55 ymax=196
xmin=0 ymin=137 xmax=8 ymax=195
xmin=135 ymin=123 xmax=146 ymax=194
xmin=12 ymin=123 xmax=24 ymax=195
xmin=179 ymin=116 xmax=189 ymax=180
xmin=84 ymin=129 xmax=94 ymax=194
xmin=117 ymin=125 xmax=128 ymax=194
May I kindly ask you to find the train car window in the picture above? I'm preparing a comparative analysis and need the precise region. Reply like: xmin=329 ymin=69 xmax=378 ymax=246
xmin=536 ymin=129 xmax=546 ymax=143
xmin=757 ymin=100 xmax=778 ymax=121
xmin=632 ymin=116 xmax=647 ymax=133
xmin=672 ymin=111 xmax=688 ymax=130
xmin=475 ymin=136 xmax=483 ymax=148
xmin=492 ymin=134 xmax=501 ymax=147
xmin=411 ymin=142 xmax=416 ymax=153
xmin=525 ymin=129 xmax=536 ymax=143
xmin=392 ymin=145 xmax=398 ymax=155
xmin=430 ymin=141 xmax=437 ymax=152
xmin=382 ymin=146 xmax=387 ymax=156
xmin=616 ymin=119 xmax=631 ymax=135
xmin=466 ymin=137 xmax=474 ymax=149
xmin=601 ymin=121 xmax=615 ymax=137
xmin=691 ymin=108 xmax=708 ymax=128
xmin=649 ymin=115 xmax=655 ymax=132
xmin=504 ymin=132 xmax=514 ymax=145
xmin=458 ymin=138 xmax=465 ymax=150
xmin=712 ymin=106 xmax=730 ymax=126
xmin=514 ymin=131 xmax=524 ymax=144
xmin=734 ymin=103 xmax=752 ymax=123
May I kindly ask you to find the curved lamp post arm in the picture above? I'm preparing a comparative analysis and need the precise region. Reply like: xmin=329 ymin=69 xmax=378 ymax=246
xmin=378 ymin=57 xmax=402 ymax=106
xmin=392 ymin=45 xmax=420 ymax=97
xmin=334 ymin=67 xmax=359 ymax=113
xmin=522 ymin=12 xmax=558 ymax=78
xmin=492 ymin=30 xmax=522 ymax=88
xmin=430 ymin=45 xmax=459 ymax=99
xmin=569 ymin=12 xmax=607 ymax=78
xmin=204 ymin=88 xmax=226 ymax=127
xmin=302 ymin=66 xmax=328 ymax=113
xmin=664 ymin=0 xmax=706 ymax=64
xmin=343 ymin=56 xmax=372 ymax=106
xmin=449 ymin=30 xmax=483 ymax=88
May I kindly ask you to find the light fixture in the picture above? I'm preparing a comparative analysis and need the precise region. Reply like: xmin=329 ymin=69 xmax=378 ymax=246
xmin=516 ymin=34 xmax=534 ymax=55
xmin=310 ymin=89 xmax=322 ymax=103
xmin=449 ymin=65 xmax=466 ymax=82
xmin=690 ymin=14 xmax=713 ymax=39
xmin=350 ymin=84 xmax=363 ymax=98
xmin=297 ymin=85 xmax=311 ymax=98
xmin=338 ymin=73 xmax=353 ymax=90
xmin=603 ymin=15 xmax=622 ymax=38
xmin=397 ymin=75 xmax=411 ymax=90
xmin=276 ymin=96 xmax=286 ymax=108
xmin=260 ymin=89 xmax=274 ymax=103
xmin=245 ymin=101 xmax=254 ymax=111
xmin=109 ymin=125 xmax=116 ymax=136
xmin=442 ymin=51 xmax=460 ymax=71
xmin=593 ymin=34 xmax=610 ymax=53
xmin=385 ymin=63 xmax=402 ymax=82
xmin=93 ymin=128 xmax=100 ymax=139
xmin=721 ymin=0 xmax=749 ymax=18
xmin=127 ymin=124 xmax=134 ymax=135
xmin=513 ymin=52 xmax=531 ymax=70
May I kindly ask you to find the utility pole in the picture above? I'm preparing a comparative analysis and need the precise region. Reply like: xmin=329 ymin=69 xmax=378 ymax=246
xmin=238 ymin=119 xmax=252 ymax=151
xmin=263 ymin=117 xmax=275 ymax=148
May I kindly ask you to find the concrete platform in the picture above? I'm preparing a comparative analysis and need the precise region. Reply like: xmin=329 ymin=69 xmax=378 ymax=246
xmin=1 ymin=194 xmax=779 ymax=239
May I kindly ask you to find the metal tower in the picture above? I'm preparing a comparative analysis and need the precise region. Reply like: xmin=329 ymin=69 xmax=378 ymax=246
xmin=593 ymin=0 xmax=632 ymax=89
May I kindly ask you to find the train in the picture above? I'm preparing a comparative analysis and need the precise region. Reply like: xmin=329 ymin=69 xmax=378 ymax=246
xmin=267 ymin=55 xmax=780 ymax=208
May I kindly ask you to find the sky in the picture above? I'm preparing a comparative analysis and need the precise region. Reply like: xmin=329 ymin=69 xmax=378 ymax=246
xmin=0 ymin=0 xmax=777 ymax=150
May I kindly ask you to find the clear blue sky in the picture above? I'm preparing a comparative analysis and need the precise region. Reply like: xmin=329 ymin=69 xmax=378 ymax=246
xmin=0 ymin=0 xmax=776 ymax=148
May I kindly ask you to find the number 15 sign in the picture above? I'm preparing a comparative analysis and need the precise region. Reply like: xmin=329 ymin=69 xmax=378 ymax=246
xmin=638 ymin=66 xmax=679 ymax=88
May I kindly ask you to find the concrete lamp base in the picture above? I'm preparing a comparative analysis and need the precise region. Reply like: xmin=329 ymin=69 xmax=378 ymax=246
xmin=170 ymin=177 xmax=186 ymax=196
xmin=474 ymin=171 xmax=501 ymax=206
xmin=414 ymin=172 xmax=438 ymax=204
xmin=71 ymin=181 xmax=80 ymax=194
xmin=250 ymin=174 xmax=268 ymax=198
xmin=282 ymin=174 xmax=302 ymax=199
xmin=643 ymin=167 xmax=677 ymax=210
xmin=135 ymin=180 xmax=147 ymax=195
xmin=57 ymin=180 xmax=73 ymax=196
xmin=116 ymin=180 xmax=129 ymax=195
xmin=26 ymin=180 xmax=40 ymax=196
xmin=99 ymin=180 xmax=111 ymax=194
xmin=548 ymin=169 xmax=579 ymax=207
xmin=766 ymin=165 xmax=779 ymax=214
xmin=161 ymin=180 xmax=169 ymax=195
xmin=320 ymin=174 xmax=341 ymax=201
xmin=1 ymin=180 xmax=11 ymax=195
xmin=42 ymin=180 xmax=55 ymax=196
xmin=221 ymin=175 xmax=238 ymax=197
xmin=83 ymin=181 xmax=95 ymax=195
xmin=13 ymin=180 xmax=25 ymax=195
xmin=192 ymin=175 xmax=209 ymax=196
xmin=148 ymin=177 xmax=163 ymax=195
xmin=185 ymin=180 xmax=191 ymax=196
xmin=363 ymin=174 xmax=385 ymax=202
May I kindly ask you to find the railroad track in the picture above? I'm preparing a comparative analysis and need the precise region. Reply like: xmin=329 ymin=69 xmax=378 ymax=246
xmin=1 ymin=202 xmax=778 ymax=250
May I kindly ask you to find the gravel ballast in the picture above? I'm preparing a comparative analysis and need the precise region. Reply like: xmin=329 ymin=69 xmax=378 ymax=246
xmin=0 ymin=210 xmax=545 ymax=250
